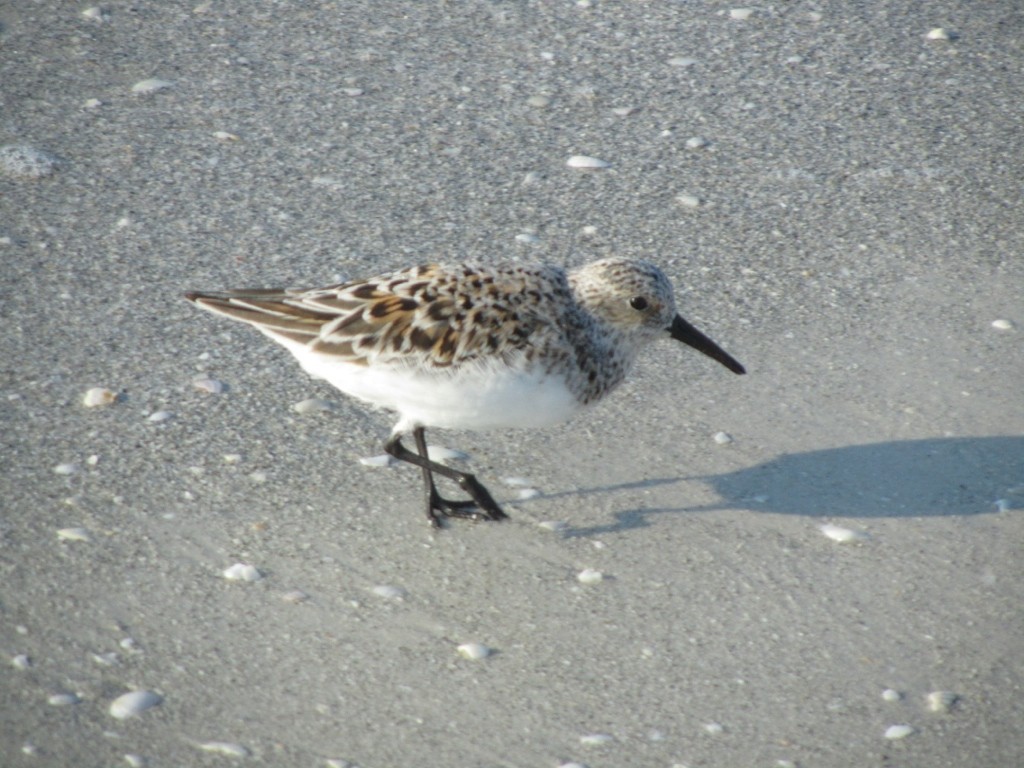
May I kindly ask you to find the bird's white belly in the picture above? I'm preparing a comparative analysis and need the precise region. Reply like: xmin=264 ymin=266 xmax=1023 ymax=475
xmin=290 ymin=343 xmax=580 ymax=432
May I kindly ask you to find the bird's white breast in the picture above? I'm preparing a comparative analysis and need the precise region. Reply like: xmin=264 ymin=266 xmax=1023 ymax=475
xmin=284 ymin=338 xmax=581 ymax=433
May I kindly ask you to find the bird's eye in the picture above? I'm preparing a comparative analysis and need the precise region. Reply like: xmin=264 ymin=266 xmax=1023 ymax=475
xmin=629 ymin=296 xmax=649 ymax=311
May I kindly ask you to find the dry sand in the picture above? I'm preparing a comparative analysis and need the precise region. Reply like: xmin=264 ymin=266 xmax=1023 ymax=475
xmin=2 ymin=2 xmax=1022 ymax=767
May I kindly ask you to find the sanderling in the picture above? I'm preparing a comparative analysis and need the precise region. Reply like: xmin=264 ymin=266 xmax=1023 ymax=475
xmin=185 ymin=258 xmax=744 ymax=526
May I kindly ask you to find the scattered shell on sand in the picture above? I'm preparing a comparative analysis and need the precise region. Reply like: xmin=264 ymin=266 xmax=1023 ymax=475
xmin=0 ymin=144 xmax=62 ymax=179
xmin=884 ymin=724 xmax=914 ymax=740
xmin=109 ymin=690 xmax=163 ymax=719
xmin=704 ymin=721 xmax=725 ymax=734
xmin=83 ymin=387 xmax=117 ymax=407
xmin=580 ymin=733 xmax=614 ymax=746
xmin=611 ymin=106 xmax=640 ymax=116
xmin=426 ymin=446 xmax=468 ymax=462
xmin=820 ymin=523 xmax=869 ymax=543
xmin=991 ymin=319 xmax=1013 ymax=330
xmin=527 ymin=95 xmax=552 ymax=108
xmin=881 ymin=688 xmax=902 ymax=702
xmin=515 ymin=233 xmax=539 ymax=244
xmin=212 ymin=131 xmax=240 ymax=141
xmin=124 ymin=754 xmax=147 ymax=767
xmin=12 ymin=654 xmax=32 ymax=669
xmin=281 ymin=589 xmax=309 ymax=604
xmin=193 ymin=378 xmax=226 ymax=394
xmin=517 ymin=488 xmax=542 ymax=500
xmin=668 ymin=56 xmax=697 ymax=67
xmin=685 ymin=136 xmax=709 ymax=149
xmin=81 ymin=7 xmax=107 ymax=21
xmin=676 ymin=193 xmax=702 ymax=208
xmin=293 ymin=397 xmax=336 ymax=414
xmin=538 ymin=520 xmax=568 ymax=532
xmin=925 ymin=28 xmax=952 ymax=41
xmin=577 ymin=568 xmax=604 ymax=584
xmin=57 ymin=527 xmax=91 ymax=542
xmin=730 ymin=8 xmax=754 ymax=20
xmin=371 ymin=585 xmax=406 ymax=599
xmin=48 ymin=692 xmax=81 ymax=706
xmin=456 ymin=642 xmax=491 ymax=660
xmin=359 ymin=454 xmax=395 ymax=468
xmin=925 ymin=690 xmax=957 ymax=713
xmin=198 ymin=742 xmax=249 ymax=758
xmin=131 ymin=78 xmax=174 ymax=94
xmin=713 ymin=431 xmax=734 ymax=444
xmin=147 ymin=410 xmax=174 ymax=423
xmin=567 ymin=155 xmax=610 ymax=169
xmin=54 ymin=463 xmax=79 ymax=476
xmin=223 ymin=563 xmax=262 ymax=582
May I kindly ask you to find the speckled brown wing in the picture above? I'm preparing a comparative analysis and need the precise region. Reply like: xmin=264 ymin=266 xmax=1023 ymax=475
xmin=186 ymin=263 xmax=571 ymax=370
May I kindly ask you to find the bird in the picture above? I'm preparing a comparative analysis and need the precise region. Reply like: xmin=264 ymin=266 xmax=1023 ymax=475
xmin=184 ymin=258 xmax=745 ymax=527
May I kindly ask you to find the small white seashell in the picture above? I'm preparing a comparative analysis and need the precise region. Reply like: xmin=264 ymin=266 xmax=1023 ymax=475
xmin=109 ymin=690 xmax=163 ymax=719
xmin=84 ymin=98 xmax=103 ymax=109
xmin=501 ymin=476 xmax=533 ymax=487
xmin=704 ymin=721 xmax=725 ymax=734
xmin=223 ymin=563 xmax=262 ymax=582
xmin=82 ymin=7 xmax=106 ymax=21
xmin=925 ymin=690 xmax=957 ymax=713
xmin=83 ymin=387 xmax=117 ymax=407
xmin=580 ymin=733 xmax=614 ymax=746
xmin=991 ymin=319 xmax=1013 ymax=330
xmin=342 ymin=87 xmax=364 ymax=96
xmin=198 ymin=742 xmax=249 ymax=757
xmin=676 ymin=193 xmax=702 ymax=208
xmin=515 ymin=233 xmax=539 ymax=244
xmin=57 ymin=527 xmax=91 ymax=542
xmin=925 ymin=28 xmax=952 ymax=41
xmin=577 ymin=568 xmax=604 ymax=584
xmin=0 ymin=144 xmax=62 ymax=179
xmin=668 ymin=56 xmax=697 ymax=67
xmin=248 ymin=470 xmax=268 ymax=483
xmin=730 ymin=8 xmax=754 ymax=20
xmin=820 ymin=523 xmax=869 ymax=543
xmin=884 ymin=724 xmax=914 ymax=740
xmin=371 ymin=585 xmax=406 ymax=599
xmin=124 ymin=755 xmax=147 ymax=768
xmin=538 ymin=520 xmax=568 ymax=532
xmin=612 ymin=106 xmax=639 ymax=116
xmin=713 ymin=431 xmax=733 ymax=444
xmin=293 ymin=397 xmax=336 ymax=414
xmin=193 ymin=377 xmax=225 ymax=394
xmin=517 ymin=488 xmax=542 ymax=500
xmin=567 ymin=155 xmax=610 ymax=169
xmin=557 ymin=763 xmax=587 ymax=768
xmin=685 ymin=136 xmax=709 ymax=149
xmin=54 ymin=462 xmax=79 ymax=476
xmin=22 ymin=743 xmax=38 ymax=756
xmin=359 ymin=454 xmax=395 ymax=467
xmin=223 ymin=453 xmax=243 ymax=464
xmin=48 ymin=692 xmax=81 ymax=706
xmin=119 ymin=637 xmax=139 ymax=651
xmin=147 ymin=410 xmax=174 ymax=423
xmin=131 ymin=78 xmax=174 ymax=94
xmin=457 ymin=642 xmax=491 ymax=660
xmin=212 ymin=131 xmax=239 ymax=141
xmin=92 ymin=651 xmax=119 ymax=666
xmin=527 ymin=95 xmax=552 ymax=108
xmin=426 ymin=446 xmax=468 ymax=462
xmin=881 ymin=688 xmax=902 ymax=702
xmin=281 ymin=589 xmax=309 ymax=603
xmin=12 ymin=654 xmax=32 ymax=669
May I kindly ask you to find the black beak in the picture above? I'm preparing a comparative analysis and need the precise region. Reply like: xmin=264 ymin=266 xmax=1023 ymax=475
xmin=668 ymin=314 xmax=746 ymax=375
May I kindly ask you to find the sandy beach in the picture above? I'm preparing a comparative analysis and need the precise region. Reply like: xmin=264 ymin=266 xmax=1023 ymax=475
xmin=2 ymin=2 xmax=1022 ymax=766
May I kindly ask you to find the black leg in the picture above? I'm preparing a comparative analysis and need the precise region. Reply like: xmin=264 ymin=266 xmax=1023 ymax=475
xmin=384 ymin=427 xmax=508 ymax=526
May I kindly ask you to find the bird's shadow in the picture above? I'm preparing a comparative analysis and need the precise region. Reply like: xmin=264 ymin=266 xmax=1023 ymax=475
xmin=552 ymin=436 xmax=1023 ymax=537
